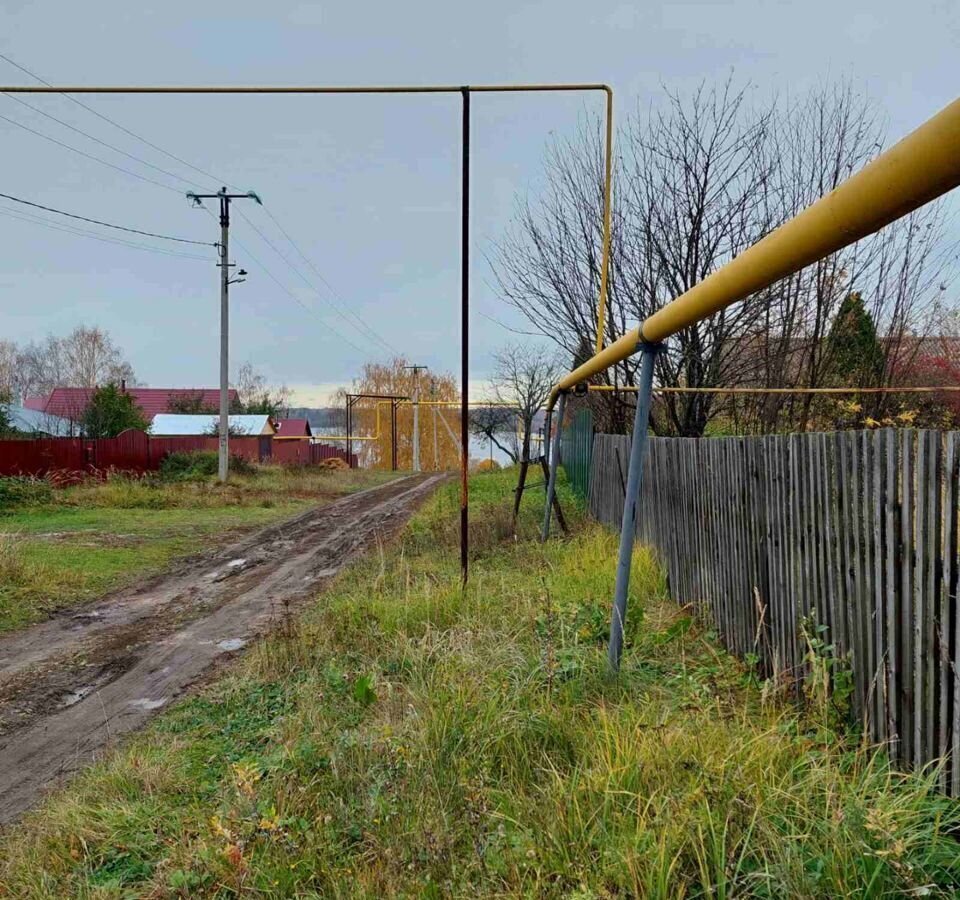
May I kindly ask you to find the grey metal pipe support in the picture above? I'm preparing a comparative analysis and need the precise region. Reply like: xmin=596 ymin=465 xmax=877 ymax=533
xmin=540 ymin=391 xmax=567 ymax=542
xmin=608 ymin=343 xmax=661 ymax=672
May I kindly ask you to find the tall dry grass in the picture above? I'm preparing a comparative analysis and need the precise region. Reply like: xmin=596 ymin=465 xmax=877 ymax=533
xmin=0 ymin=468 xmax=957 ymax=897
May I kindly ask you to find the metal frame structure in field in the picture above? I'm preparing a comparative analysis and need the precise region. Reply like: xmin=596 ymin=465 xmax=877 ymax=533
xmin=345 ymin=393 xmax=409 ymax=471
xmin=540 ymin=95 xmax=960 ymax=671
xmin=0 ymin=82 xmax=615 ymax=582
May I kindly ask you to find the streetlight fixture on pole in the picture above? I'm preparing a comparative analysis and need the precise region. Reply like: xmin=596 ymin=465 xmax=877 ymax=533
xmin=187 ymin=187 xmax=261 ymax=482
xmin=403 ymin=364 xmax=428 ymax=472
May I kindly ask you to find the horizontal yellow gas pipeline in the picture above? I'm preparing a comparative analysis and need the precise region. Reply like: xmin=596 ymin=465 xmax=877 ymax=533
xmin=323 ymin=399 xmax=510 ymax=441
xmin=588 ymin=385 xmax=960 ymax=395
xmin=551 ymin=95 xmax=960 ymax=407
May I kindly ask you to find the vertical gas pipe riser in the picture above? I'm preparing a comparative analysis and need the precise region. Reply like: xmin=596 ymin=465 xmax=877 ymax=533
xmin=460 ymin=86 xmax=471 ymax=583
xmin=541 ymin=391 xmax=567 ymax=542
xmin=608 ymin=342 xmax=662 ymax=673
xmin=346 ymin=396 xmax=353 ymax=470
xmin=391 ymin=400 xmax=399 ymax=472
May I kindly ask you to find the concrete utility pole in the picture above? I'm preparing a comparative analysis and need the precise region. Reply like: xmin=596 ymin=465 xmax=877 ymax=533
xmin=403 ymin=364 xmax=428 ymax=472
xmin=431 ymin=380 xmax=439 ymax=471
xmin=187 ymin=187 xmax=261 ymax=482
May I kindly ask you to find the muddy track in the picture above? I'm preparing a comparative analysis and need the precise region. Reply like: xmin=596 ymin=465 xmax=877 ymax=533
xmin=0 ymin=473 xmax=443 ymax=825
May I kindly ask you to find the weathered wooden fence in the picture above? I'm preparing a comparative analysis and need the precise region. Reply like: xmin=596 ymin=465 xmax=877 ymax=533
xmin=587 ymin=429 xmax=960 ymax=791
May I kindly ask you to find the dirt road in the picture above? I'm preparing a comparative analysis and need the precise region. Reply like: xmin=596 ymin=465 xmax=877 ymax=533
xmin=0 ymin=473 xmax=442 ymax=825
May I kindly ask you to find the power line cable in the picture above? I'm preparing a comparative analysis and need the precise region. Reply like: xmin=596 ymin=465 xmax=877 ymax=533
xmin=0 ymin=53 xmax=399 ymax=355
xmin=259 ymin=204 xmax=401 ymax=355
xmin=0 ymin=53 xmax=401 ymax=357
xmin=0 ymin=190 xmax=214 ymax=245
xmin=0 ymin=110 xmax=183 ymax=193
xmin=197 ymin=203 xmax=367 ymax=356
xmin=0 ymin=206 xmax=213 ymax=260
xmin=235 ymin=207 xmax=396 ymax=356
xmin=3 ymin=92 xmax=203 ymax=189
xmin=233 ymin=236 xmax=368 ymax=357
xmin=0 ymin=51 xmax=232 ymax=188
xmin=0 ymin=52 xmax=396 ymax=356
xmin=0 ymin=104 xmax=360 ymax=345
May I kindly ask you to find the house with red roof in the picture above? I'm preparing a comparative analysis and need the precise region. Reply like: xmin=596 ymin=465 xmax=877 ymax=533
xmin=23 ymin=386 xmax=239 ymax=427
xmin=274 ymin=418 xmax=313 ymax=440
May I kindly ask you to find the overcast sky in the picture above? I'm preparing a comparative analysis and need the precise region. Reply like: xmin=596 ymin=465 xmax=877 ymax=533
xmin=1 ymin=0 xmax=958 ymax=405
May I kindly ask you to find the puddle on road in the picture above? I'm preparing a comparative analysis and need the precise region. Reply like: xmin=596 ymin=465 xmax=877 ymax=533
xmin=129 ymin=697 xmax=167 ymax=711
xmin=217 ymin=638 xmax=247 ymax=652
xmin=62 ymin=685 xmax=95 ymax=707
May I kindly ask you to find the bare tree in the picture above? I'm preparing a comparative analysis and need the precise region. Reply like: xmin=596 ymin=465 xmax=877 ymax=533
xmin=621 ymin=79 xmax=777 ymax=435
xmin=14 ymin=326 xmax=137 ymax=399
xmin=476 ymin=343 xmax=565 ymax=528
xmin=492 ymin=77 xmax=957 ymax=436
xmin=233 ymin=362 xmax=290 ymax=417
xmin=489 ymin=342 xmax=563 ymax=462
xmin=16 ymin=335 xmax=67 ymax=398
xmin=469 ymin=405 xmax=519 ymax=462
xmin=0 ymin=341 xmax=18 ymax=401
xmin=493 ymin=76 xmax=777 ymax=435
xmin=491 ymin=116 xmax=636 ymax=434
xmin=62 ymin=326 xmax=136 ymax=389
xmin=738 ymin=84 xmax=954 ymax=432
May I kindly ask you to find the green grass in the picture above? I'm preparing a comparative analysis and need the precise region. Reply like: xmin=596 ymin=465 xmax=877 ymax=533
xmin=0 ymin=468 xmax=958 ymax=897
xmin=0 ymin=467 xmax=396 ymax=634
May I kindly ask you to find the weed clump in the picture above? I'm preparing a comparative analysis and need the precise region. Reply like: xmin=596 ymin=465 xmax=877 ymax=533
xmin=159 ymin=450 xmax=255 ymax=480
xmin=0 ymin=476 xmax=53 ymax=510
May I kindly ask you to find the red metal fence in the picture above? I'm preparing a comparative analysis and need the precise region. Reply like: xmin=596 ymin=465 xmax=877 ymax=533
xmin=0 ymin=431 xmax=356 ymax=477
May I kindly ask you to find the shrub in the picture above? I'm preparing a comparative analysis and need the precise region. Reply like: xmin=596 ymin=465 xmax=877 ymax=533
xmin=159 ymin=451 xmax=216 ymax=479
xmin=81 ymin=384 xmax=149 ymax=438
xmin=0 ymin=476 xmax=53 ymax=509
xmin=159 ymin=451 xmax=255 ymax=480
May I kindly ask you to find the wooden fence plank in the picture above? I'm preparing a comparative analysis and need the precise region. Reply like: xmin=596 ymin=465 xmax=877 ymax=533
xmin=824 ymin=434 xmax=844 ymax=665
xmin=901 ymin=430 xmax=916 ymax=767
xmin=775 ymin=435 xmax=792 ymax=679
xmin=925 ymin=432 xmax=943 ymax=770
xmin=814 ymin=435 xmax=830 ymax=647
xmin=915 ymin=431 xmax=928 ymax=766
xmin=947 ymin=431 xmax=960 ymax=795
xmin=872 ymin=429 xmax=887 ymax=745
xmin=883 ymin=428 xmax=899 ymax=757
xmin=940 ymin=432 xmax=956 ymax=790
xmin=840 ymin=431 xmax=865 ymax=722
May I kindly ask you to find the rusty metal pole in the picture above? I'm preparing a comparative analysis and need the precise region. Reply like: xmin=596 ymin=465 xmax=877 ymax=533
xmin=391 ymin=399 xmax=399 ymax=471
xmin=460 ymin=86 xmax=470 ymax=582
xmin=346 ymin=395 xmax=353 ymax=469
